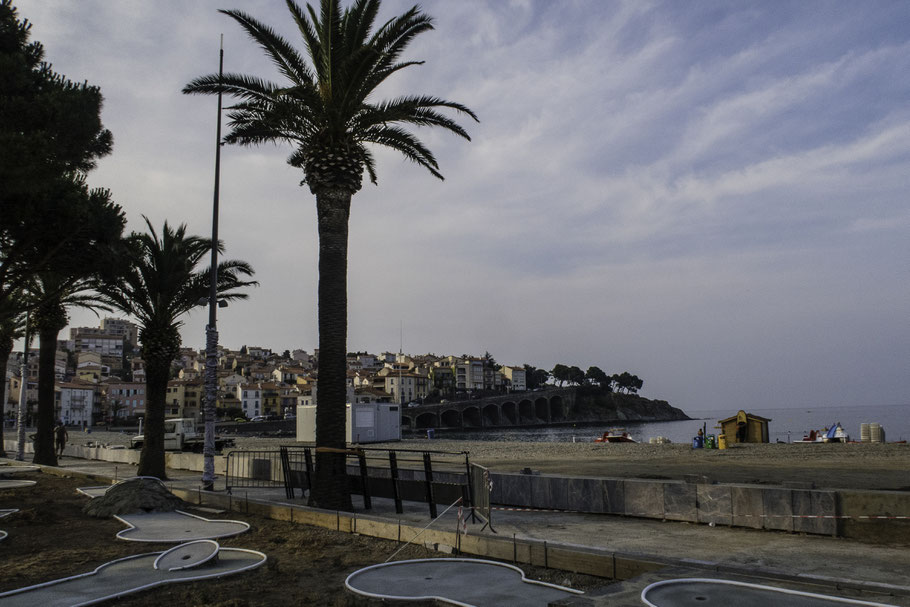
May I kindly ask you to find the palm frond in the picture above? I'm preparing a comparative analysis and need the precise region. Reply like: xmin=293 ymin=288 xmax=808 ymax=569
xmin=98 ymin=218 xmax=254 ymax=341
xmin=218 ymin=8 xmax=314 ymax=85
xmin=184 ymin=73 xmax=281 ymax=103
xmin=360 ymin=124 xmax=442 ymax=179
xmin=354 ymin=95 xmax=478 ymax=139
xmin=184 ymin=0 xmax=476 ymax=185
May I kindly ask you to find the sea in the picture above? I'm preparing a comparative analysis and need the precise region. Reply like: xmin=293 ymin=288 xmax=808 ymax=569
xmin=429 ymin=403 xmax=910 ymax=445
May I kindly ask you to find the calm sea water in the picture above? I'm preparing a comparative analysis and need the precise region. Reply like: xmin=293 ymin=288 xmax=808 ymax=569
xmin=431 ymin=403 xmax=910 ymax=444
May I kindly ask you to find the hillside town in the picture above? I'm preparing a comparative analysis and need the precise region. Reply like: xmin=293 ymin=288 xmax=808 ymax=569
xmin=3 ymin=317 xmax=532 ymax=427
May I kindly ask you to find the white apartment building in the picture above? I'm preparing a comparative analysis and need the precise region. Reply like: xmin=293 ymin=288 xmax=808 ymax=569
xmin=237 ymin=383 xmax=262 ymax=418
xmin=59 ymin=382 xmax=95 ymax=426
xmin=501 ymin=366 xmax=527 ymax=392
xmin=375 ymin=370 xmax=428 ymax=404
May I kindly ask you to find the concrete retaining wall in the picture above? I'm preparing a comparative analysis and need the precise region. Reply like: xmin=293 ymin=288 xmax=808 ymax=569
xmin=3 ymin=439 xmax=228 ymax=475
xmin=490 ymin=472 xmax=910 ymax=541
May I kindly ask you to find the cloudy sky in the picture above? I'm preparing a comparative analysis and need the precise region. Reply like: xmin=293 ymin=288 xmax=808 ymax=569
xmin=15 ymin=0 xmax=909 ymax=412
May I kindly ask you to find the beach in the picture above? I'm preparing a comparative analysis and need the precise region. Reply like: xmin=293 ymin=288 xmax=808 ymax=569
xmin=26 ymin=430 xmax=910 ymax=491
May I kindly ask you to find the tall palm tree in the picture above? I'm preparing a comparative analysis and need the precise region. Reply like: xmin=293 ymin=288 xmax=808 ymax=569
xmin=99 ymin=219 xmax=256 ymax=479
xmin=184 ymin=0 xmax=477 ymax=510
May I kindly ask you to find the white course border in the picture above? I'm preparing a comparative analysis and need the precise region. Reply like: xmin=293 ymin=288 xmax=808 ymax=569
xmin=0 ymin=479 xmax=36 ymax=489
xmin=0 ymin=545 xmax=267 ymax=607
xmin=113 ymin=509 xmax=250 ymax=542
xmin=345 ymin=557 xmax=584 ymax=607
xmin=0 ymin=465 xmax=40 ymax=475
xmin=0 ymin=508 xmax=18 ymax=542
xmin=154 ymin=539 xmax=220 ymax=571
xmin=641 ymin=578 xmax=898 ymax=607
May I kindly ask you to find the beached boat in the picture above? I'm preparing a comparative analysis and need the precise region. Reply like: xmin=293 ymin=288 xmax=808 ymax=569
xmin=794 ymin=423 xmax=849 ymax=443
xmin=595 ymin=429 xmax=637 ymax=443
xmin=793 ymin=429 xmax=824 ymax=443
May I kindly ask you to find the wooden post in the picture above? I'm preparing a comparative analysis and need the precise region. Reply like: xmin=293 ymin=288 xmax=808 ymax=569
xmin=423 ymin=452 xmax=437 ymax=518
xmin=304 ymin=448 xmax=314 ymax=493
xmin=358 ymin=451 xmax=371 ymax=510
xmin=389 ymin=451 xmax=403 ymax=514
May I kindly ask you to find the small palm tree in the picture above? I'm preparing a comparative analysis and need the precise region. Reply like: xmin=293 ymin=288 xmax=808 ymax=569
xmin=100 ymin=218 xmax=256 ymax=478
xmin=30 ymin=274 xmax=113 ymax=465
xmin=184 ymin=0 xmax=477 ymax=510
xmin=26 ymin=184 xmax=126 ymax=465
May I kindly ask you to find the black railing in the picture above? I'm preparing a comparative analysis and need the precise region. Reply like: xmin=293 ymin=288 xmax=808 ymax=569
xmin=225 ymin=449 xmax=285 ymax=493
xmin=227 ymin=446 xmax=491 ymax=524
xmin=282 ymin=446 xmax=475 ymax=519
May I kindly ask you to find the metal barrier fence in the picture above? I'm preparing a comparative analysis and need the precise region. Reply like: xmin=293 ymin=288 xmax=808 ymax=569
xmin=471 ymin=463 xmax=494 ymax=532
xmin=225 ymin=449 xmax=286 ymax=494
xmin=227 ymin=446 xmax=491 ymax=526
xmin=281 ymin=446 xmax=477 ymax=519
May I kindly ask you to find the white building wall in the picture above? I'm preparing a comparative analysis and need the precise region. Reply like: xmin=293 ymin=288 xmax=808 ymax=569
xmin=60 ymin=387 xmax=94 ymax=425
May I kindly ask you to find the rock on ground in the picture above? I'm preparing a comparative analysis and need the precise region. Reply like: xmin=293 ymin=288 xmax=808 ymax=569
xmin=83 ymin=477 xmax=187 ymax=518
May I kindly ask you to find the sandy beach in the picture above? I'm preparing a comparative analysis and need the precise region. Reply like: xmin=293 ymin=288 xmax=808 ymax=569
xmin=20 ymin=429 xmax=910 ymax=491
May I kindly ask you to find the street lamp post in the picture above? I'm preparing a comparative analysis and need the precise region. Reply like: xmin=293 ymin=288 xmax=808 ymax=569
xmin=202 ymin=37 xmax=225 ymax=491
xmin=16 ymin=310 xmax=31 ymax=461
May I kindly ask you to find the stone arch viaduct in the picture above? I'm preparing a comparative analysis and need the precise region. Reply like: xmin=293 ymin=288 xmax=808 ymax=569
xmin=400 ymin=388 xmax=575 ymax=430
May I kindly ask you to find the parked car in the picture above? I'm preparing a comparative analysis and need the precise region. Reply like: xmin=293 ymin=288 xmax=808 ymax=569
xmin=251 ymin=415 xmax=267 ymax=422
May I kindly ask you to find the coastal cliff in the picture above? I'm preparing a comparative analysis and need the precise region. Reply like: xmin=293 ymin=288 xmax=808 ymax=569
xmin=571 ymin=389 xmax=690 ymax=423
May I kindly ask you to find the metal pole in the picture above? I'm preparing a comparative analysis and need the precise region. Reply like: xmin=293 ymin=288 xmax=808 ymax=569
xmin=202 ymin=36 xmax=224 ymax=491
xmin=15 ymin=311 xmax=31 ymax=461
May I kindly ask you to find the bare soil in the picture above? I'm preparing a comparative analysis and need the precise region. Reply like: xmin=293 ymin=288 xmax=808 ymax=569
xmin=0 ymin=470 xmax=603 ymax=606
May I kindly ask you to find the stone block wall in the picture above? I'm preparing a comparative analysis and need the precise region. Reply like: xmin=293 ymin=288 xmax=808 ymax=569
xmin=489 ymin=472 xmax=846 ymax=537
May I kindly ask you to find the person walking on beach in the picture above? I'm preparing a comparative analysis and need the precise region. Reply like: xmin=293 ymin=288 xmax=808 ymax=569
xmin=54 ymin=422 xmax=68 ymax=457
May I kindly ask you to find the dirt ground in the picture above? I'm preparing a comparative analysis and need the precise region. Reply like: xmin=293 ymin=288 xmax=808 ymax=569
xmin=0 ymin=470 xmax=603 ymax=606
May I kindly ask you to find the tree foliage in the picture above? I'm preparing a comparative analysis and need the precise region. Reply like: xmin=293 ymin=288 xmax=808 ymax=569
xmin=567 ymin=365 xmax=585 ymax=386
xmin=612 ymin=371 xmax=643 ymax=394
xmin=585 ymin=366 xmax=611 ymax=389
xmin=0 ymin=1 xmax=115 ymax=322
xmin=523 ymin=364 xmax=549 ymax=390
xmin=550 ymin=364 xmax=569 ymax=387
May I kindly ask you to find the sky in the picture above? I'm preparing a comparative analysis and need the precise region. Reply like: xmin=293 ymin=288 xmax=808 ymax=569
xmin=13 ymin=0 xmax=910 ymax=413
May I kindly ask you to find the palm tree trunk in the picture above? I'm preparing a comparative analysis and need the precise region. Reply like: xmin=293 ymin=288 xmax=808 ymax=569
xmin=138 ymin=332 xmax=176 ymax=479
xmin=139 ymin=355 xmax=169 ymax=478
xmin=32 ymin=304 xmax=65 ymax=466
xmin=33 ymin=324 xmax=59 ymax=464
xmin=309 ymin=188 xmax=354 ymax=511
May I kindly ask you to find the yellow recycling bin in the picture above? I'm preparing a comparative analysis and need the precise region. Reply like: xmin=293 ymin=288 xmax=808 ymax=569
xmin=718 ymin=434 xmax=727 ymax=449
